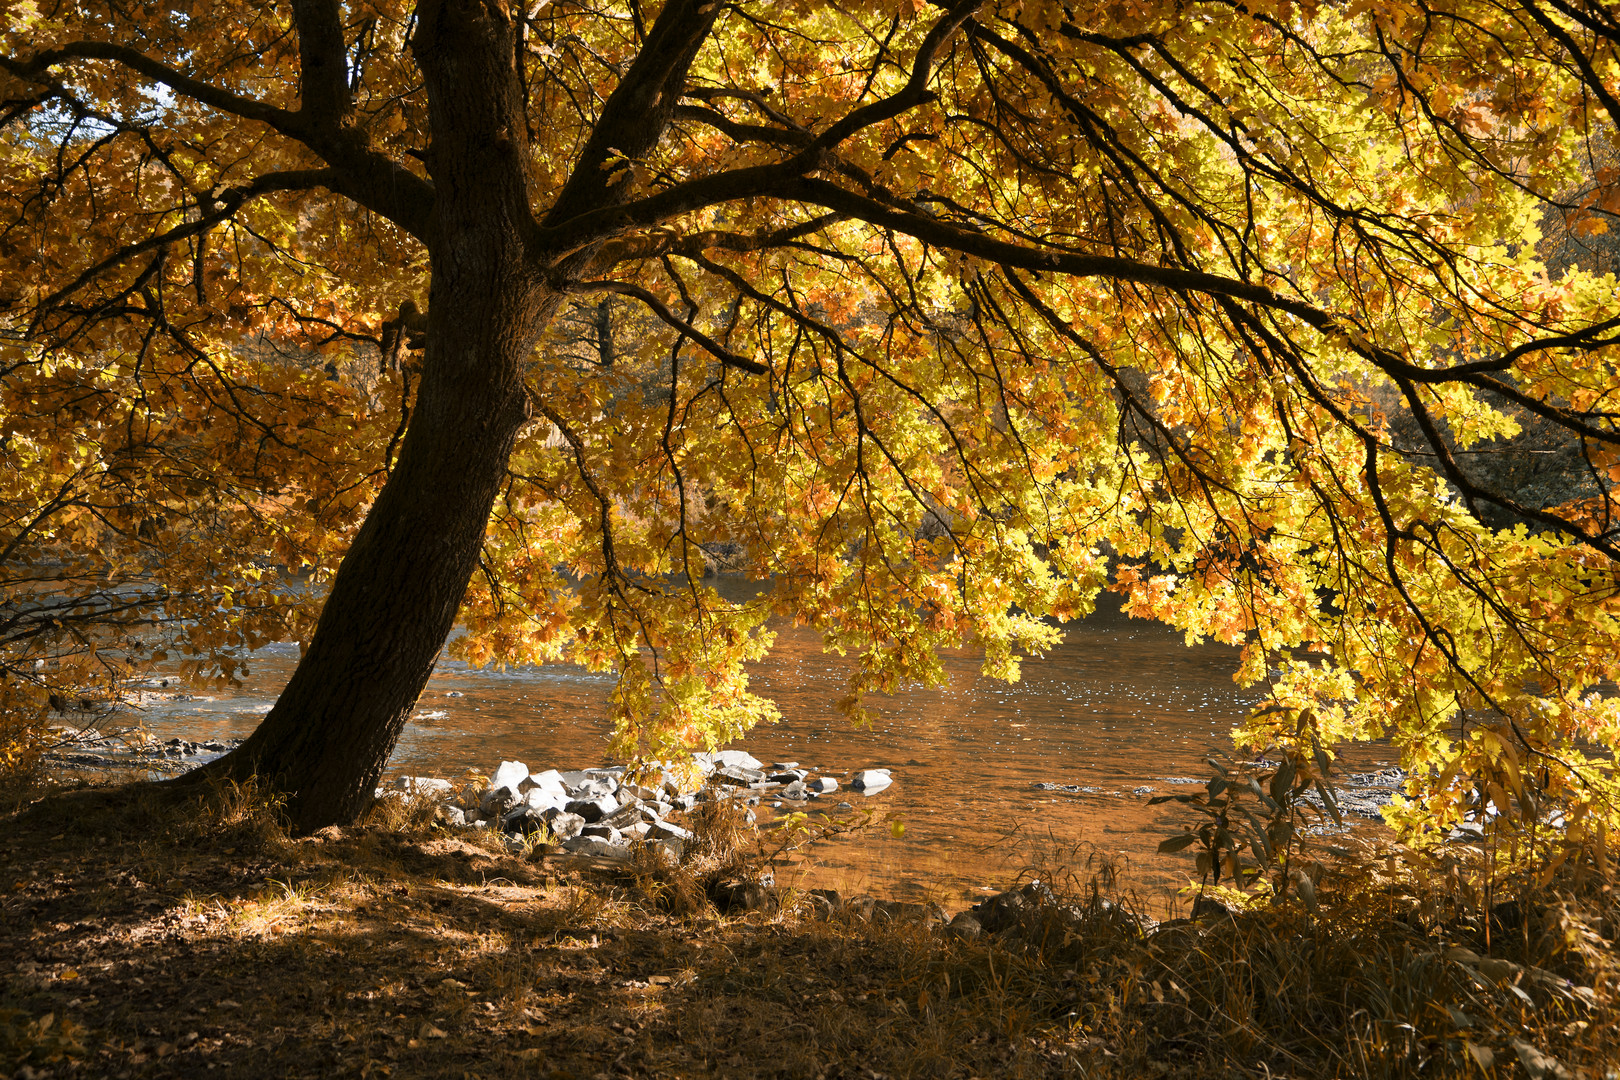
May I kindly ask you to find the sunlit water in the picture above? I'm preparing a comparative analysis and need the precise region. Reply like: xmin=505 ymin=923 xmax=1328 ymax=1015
xmin=132 ymin=589 xmax=1394 ymax=909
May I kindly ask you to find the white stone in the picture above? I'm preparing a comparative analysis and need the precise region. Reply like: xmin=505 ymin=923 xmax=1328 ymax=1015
xmin=524 ymin=768 xmax=566 ymax=790
xmin=491 ymin=760 xmax=530 ymax=792
xmin=807 ymin=776 xmax=838 ymax=794
xmin=524 ymin=786 xmax=568 ymax=812
xmin=850 ymin=769 xmax=892 ymax=793
xmin=647 ymin=819 xmax=692 ymax=841
xmin=395 ymin=776 xmax=452 ymax=796
xmin=713 ymin=749 xmax=764 ymax=770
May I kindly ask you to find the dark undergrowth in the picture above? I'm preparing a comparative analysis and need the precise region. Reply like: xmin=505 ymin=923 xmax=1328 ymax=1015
xmin=0 ymin=771 xmax=1614 ymax=1079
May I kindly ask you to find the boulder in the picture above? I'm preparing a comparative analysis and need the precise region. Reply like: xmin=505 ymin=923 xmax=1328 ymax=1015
xmin=806 ymin=776 xmax=838 ymax=794
xmin=974 ymin=882 xmax=1055 ymax=934
xmin=436 ymin=804 xmax=467 ymax=827
xmin=501 ymin=805 xmax=536 ymax=833
xmin=843 ymin=895 xmax=878 ymax=921
xmin=767 ymin=769 xmax=808 ymax=784
xmin=524 ymin=769 xmax=570 ymax=798
xmin=571 ymin=778 xmax=618 ymax=799
xmin=647 ymin=819 xmax=692 ymax=842
xmin=599 ymin=800 xmax=645 ymax=831
xmin=559 ymin=770 xmax=618 ymax=796
xmin=850 ymin=769 xmax=892 ymax=793
xmin=396 ymin=776 xmax=453 ymax=796
xmin=491 ymin=760 xmax=530 ymax=792
xmin=713 ymin=749 xmax=764 ymax=770
xmin=947 ymin=911 xmax=983 ymax=940
xmin=779 ymin=780 xmax=808 ymax=800
xmin=562 ymin=835 xmax=633 ymax=860
xmin=480 ymin=784 xmax=521 ymax=817
xmin=566 ymin=793 xmax=619 ymax=823
xmin=523 ymin=786 xmax=568 ymax=813
xmin=579 ymin=823 xmax=621 ymax=842
xmin=713 ymin=764 xmax=766 ymax=786
xmin=711 ymin=880 xmax=775 ymax=914
xmin=539 ymin=808 xmax=587 ymax=840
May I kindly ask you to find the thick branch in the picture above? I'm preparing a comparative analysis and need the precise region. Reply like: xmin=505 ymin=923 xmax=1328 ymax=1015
xmin=775 ymin=176 xmax=1338 ymax=327
xmin=1 ymin=41 xmax=301 ymax=132
xmin=541 ymin=0 xmax=726 ymax=234
xmin=290 ymin=0 xmax=353 ymax=127
xmin=807 ymin=0 xmax=981 ymax=153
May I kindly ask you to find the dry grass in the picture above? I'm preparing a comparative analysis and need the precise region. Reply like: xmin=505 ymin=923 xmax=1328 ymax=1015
xmin=0 ymin=775 xmax=1614 ymax=1079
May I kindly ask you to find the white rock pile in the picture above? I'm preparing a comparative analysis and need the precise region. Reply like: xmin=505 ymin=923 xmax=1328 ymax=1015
xmin=381 ymin=749 xmax=896 ymax=862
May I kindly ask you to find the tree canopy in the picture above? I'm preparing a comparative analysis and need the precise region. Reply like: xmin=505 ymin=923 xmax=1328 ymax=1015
xmin=2 ymin=0 xmax=1618 ymax=836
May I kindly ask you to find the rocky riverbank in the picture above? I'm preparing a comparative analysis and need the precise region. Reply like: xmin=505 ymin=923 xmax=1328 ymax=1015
xmin=383 ymin=749 xmax=897 ymax=863
xmin=40 ymin=729 xmax=241 ymax=774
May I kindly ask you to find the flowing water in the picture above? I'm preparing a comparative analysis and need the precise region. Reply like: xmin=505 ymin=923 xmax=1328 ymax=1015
xmin=132 ymin=589 xmax=1395 ymax=909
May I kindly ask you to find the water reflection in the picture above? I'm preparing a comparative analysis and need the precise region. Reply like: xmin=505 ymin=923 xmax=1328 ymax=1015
xmin=135 ymin=589 xmax=1393 ymax=907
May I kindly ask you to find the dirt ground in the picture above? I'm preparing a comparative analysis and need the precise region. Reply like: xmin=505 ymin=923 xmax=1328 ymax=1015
xmin=2 ymin=778 xmax=1614 ymax=1080
xmin=0 ymin=780 xmax=1106 ymax=1080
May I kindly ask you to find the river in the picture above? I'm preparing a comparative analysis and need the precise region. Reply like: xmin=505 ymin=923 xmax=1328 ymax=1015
xmin=131 ymin=588 xmax=1395 ymax=912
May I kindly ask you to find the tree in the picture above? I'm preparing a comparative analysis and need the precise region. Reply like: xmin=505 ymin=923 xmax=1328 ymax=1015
xmin=2 ymin=0 xmax=1617 ymax=838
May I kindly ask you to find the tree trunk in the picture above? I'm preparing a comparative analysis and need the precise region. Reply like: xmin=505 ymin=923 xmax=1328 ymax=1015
xmin=180 ymin=277 xmax=549 ymax=832
xmin=179 ymin=0 xmax=556 ymax=833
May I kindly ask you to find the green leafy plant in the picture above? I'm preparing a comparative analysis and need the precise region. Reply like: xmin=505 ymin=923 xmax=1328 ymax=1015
xmin=1157 ymin=714 xmax=1345 ymax=910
